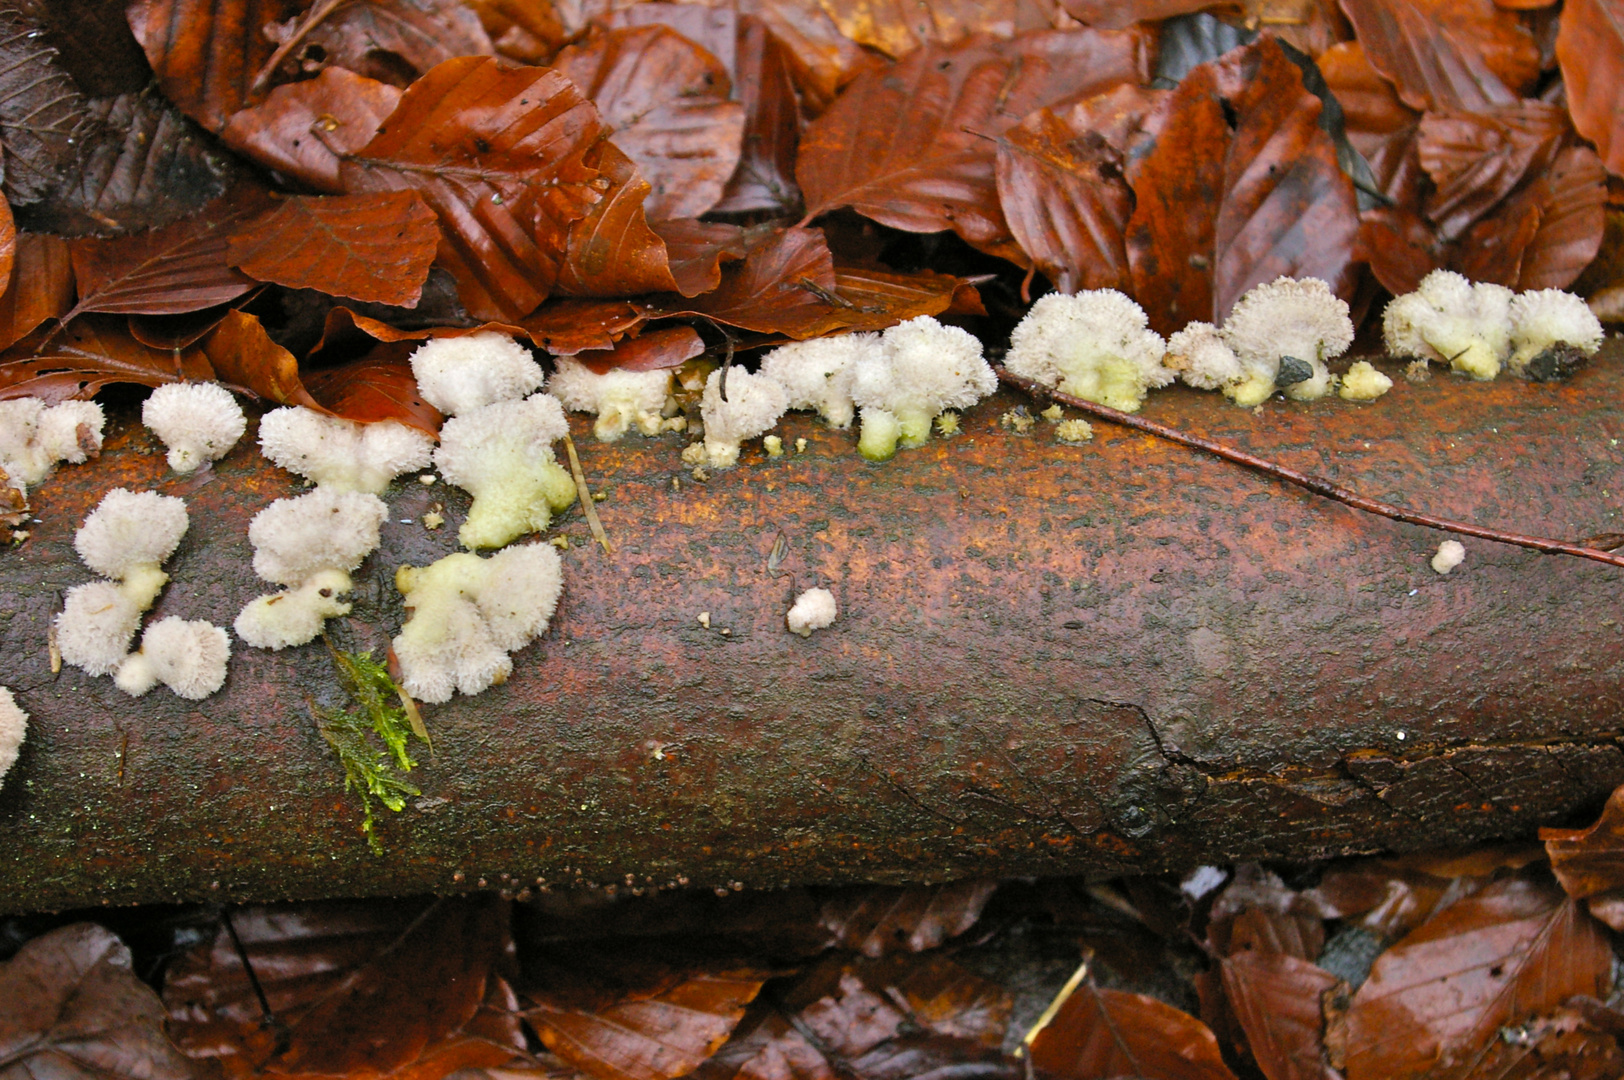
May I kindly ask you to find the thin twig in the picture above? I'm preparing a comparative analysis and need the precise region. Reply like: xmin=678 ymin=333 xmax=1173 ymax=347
xmin=997 ymin=367 xmax=1624 ymax=572
xmin=561 ymin=434 xmax=612 ymax=555
xmin=251 ymin=0 xmax=346 ymax=93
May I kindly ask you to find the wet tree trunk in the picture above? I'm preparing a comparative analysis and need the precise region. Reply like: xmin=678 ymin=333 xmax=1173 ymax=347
xmin=4 ymin=346 xmax=1624 ymax=912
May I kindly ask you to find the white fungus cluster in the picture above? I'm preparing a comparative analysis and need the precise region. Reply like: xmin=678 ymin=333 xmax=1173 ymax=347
xmin=142 ymin=383 xmax=246 ymax=474
xmin=55 ymin=489 xmax=230 ymax=698
xmin=699 ymin=368 xmax=788 ymax=468
xmin=0 ymin=687 xmax=26 ymax=787
xmin=234 ymin=488 xmax=389 ymax=649
xmin=410 ymin=334 xmax=577 ymax=549
xmin=392 ymin=544 xmax=563 ymax=702
xmin=1381 ymin=273 xmax=1602 ymax=381
xmin=786 ymin=587 xmax=837 ymax=637
xmin=759 ymin=334 xmax=874 ymax=430
xmin=850 ymin=316 xmax=996 ymax=461
xmin=1004 ymin=291 xmax=1171 ymax=413
xmin=0 ymin=398 xmax=104 ymax=492
xmin=258 ymin=407 xmax=435 ymax=494
xmin=549 ymin=356 xmax=674 ymax=442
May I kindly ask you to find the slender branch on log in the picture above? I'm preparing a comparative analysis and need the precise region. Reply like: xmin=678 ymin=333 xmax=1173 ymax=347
xmin=998 ymin=367 xmax=1624 ymax=571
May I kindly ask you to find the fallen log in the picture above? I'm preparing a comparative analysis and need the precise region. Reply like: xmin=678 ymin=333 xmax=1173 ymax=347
xmin=3 ymin=345 xmax=1624 ymax=912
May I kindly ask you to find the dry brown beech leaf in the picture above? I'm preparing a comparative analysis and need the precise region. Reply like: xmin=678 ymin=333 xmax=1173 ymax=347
xmin=1056 ymin=0 xmax=1214 ymax=29
xmin=797 ymin=28 xmax=1150 ymax=263
xmin=571 ymin=325 xmax=705 ymax=375
xmin=338 ymin=55 xmax=607 ymax=322
xmin=1337 ymin=0 xmax=1539 ymax=112
xmin=653 ymin=225 xmax=839 ymax=338
xmin=653 ymin=219 xmax=749 ymax=298
xmin=817 ymin=881 xmax=997 ymax=957
xmin=1220 ymin=951 xmax=1342 ymax=1080
xmin=1028 ymin=981 xmax=1239 ymax=1080
xmin=127 ymin=0 xmax=307 ymax=133
xmin=1557 ymin=0 xmax=1624 ymax=177
xmin=198 ymin=309 xmax=326 ymax=411
xmin=1544 ymin=782 xmax=1624 ymax=902
xmin=0 ymin=923 xmax=194 ymax=1080
xmin=227 ymin=191 xmax=442 ymax=307
xmin=1342 ymin=875 xmax=1613 ymax=1080
xmin=1417 ymin=101 xmax=1568 ymax=243
xmin=0 ymin=314 xmax=215 ymax=403
xmin=220 ymin=66 xmax=402 ymax=193
xmin=0 ymin=234 xmax=73 ymax=353
xmin=814 ymin=0 xmax=1066 ymax=59
xmin=63 ymin=192 xmax=267 ymax=319
xmin=1316 ymin=40 xmax=1421 ymax=154
xmin=262 ymin=0 xmax=494 ymax=87
xmin=741 ymin=0 xmax=880 ymax=115
xmin=551 ymin=140 xmax=680 ymax=299
xmin=781 ymin=952 xmax=1014 ymax=1054
xmin=551 ymin=24 xmax=745 ymax=221
xmin=303 ymin=342 xmax=444 ymax=435
xmin=1507 ymin=143 xmax=1609 ymax=291
xmin=165 ymin=896 xmax=512 ymax=1079
xmin=711 ymin=14 xmax=803 ymax=216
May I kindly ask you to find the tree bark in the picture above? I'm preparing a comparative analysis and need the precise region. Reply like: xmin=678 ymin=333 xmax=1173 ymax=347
xmin=4 ymin=347 xmax=1624 ymax=912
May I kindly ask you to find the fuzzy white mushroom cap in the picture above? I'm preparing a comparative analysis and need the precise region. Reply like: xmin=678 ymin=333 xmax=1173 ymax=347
xmin=115 ymin=617 xmax=231 ymax=699
xmin=1507 ymin=289 xmax=1605 ymax=374
xmin=699 ymin=368 xmax=788 ymax=468
xmin=0 ymin=397 xmax=105 ymax=491
xmin=235 ymin=569 xmax=355 ymax=650
xmin=258 ymin=408 xmax=435 ymax=494
xmin=434 ymin=394 xmax=577 ymax=549
xmin=1004 ymin=292 xmax=1169 ymax=413
xmin=247 ymin=489 xmax=389 ymax=586
xmin=1339 ymin=361 xmax=1393 ymax=402
xmin=1382 ymin=270 xmax=1514 ymax=380
xmin=75 ymin=489 xmax=188 ymax=583
xmin=392 ymin=544 xmax=563 ymax=703
xmin=1431 ymin=539 xmax=1466 ymax=575
xmin=56 ymin=581 xmax=146 ymax=676
xmin=548 ymin=356 xmax=673 ymax=441
xmin=1221 ymin=277 xmax=1353 ymax=402
xmin=759 ymin=333 xmax=878 ymax=429
xmin=409 ymin=332 xmax=545 ymax=416
xmin=786 ymin=587 xmax=837 ymax=637
xmin=0 ymin=687 xmax=25 ymax=785
xmin=1164 ymin=322 xmax=1244 ymax=392
xmin=142 ymin=383 xmax=246 ymax=474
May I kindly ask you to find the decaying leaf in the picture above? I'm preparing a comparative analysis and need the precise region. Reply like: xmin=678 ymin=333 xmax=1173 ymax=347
xmin=1220 ymin=951 xmax=1342 ymax=1080
xmin=797 ymin=29 xmax=1150 ymax=261
xmin=1544 ymin=783 xmax=1624 ymax=904
xmin=262 ymin=0 xmax=495 ymax=87
xmin=1338 ymin=0 xmax=1539 ymax=113
xmin=712 ymin=15 xmax=803 ymax=216
xmin=0 ymin=6 xmax=100 ymax=206
xmin=227 ymin=191 xmax=442 ymax=307
xmin=814 ymin=0 xmax=1066 ymax=59
xmin=220 ymin=66 xmax=402 ymax=192
xmin=572 ymin=326 xmax=705 ymax=375
xmin=1555 ymin=0 xmax=1624 ymax=177
xmin=165 ymin=896 xmax=513 ymax=1077
xmin=552 ymin=25 xmax=746 ymax=221
xmin=127 ymin=0 xmax=307 ymax=132
xmin=198 ymin=309 xmax=326 ymax=411
xmin=1417 ymin=102 xmax=1568 ymax=243
xmin=0 ymin=315 xmax=215 ymax=402
xmin=655 ymin=226 xmax=837 ymax=337
xmin=1342 ymin=875 xmax=1612 ymax=1080
xmin=338 ymin=55 xmax=606 ymax=321
xmin=303 ymin=341 xmax=444 ymax=434
xmin=0 ymin=923 xmax=194 ymax=1080
xmin=817 ymin=880 xmax=997 ymax=957
xmin=551 ymin=141 xmax=681 ymax=299
xmin=0 ymin=233 xmax=73 ymax=352
xmin=1028 ymin=980 xmax=1239 ymax=1080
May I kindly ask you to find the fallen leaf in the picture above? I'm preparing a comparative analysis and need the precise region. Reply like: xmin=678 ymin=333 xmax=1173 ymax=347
xmin=711 ymin=15 xmax=803 ymax=216
xmin=227 ymin=192 xmax=442 ymax=307
xmin=741 ymin=0 xmax=879 ymax=114
xmin=654 ymin=219 xmax=749 ymax=298
xmin=551 ymin=141 xmax=681 ymax=299
xmin=1417 ymin=101 xmax=1568 ymax=242
xmin=1357 ymin=205 xmax=1437 ymax=296
xmin=520 ymin=300 xmax=652 ymax=355
xmin=303 ymin=342 xmax=445 ymax=434
xmin=552 ymin=25 xmax=746 ymax=221
xmin=0 ymin=200 xmax=14 ymax=303
xmin=1556 ymin=0 xmax=1624 ymax=177
xmin=816 ymin=881 xmax=997 ymax=957
xmin=220 ymin=67 xmax=402 ymax=193
xmin=0 ymin=315 xmax=215 ymax=403
xmin=338 ymin=55 xmax=607 ymax=322
xmin=24 ymin=88 xmax=234 ymax=237
xmin=1028 ymin=981 xmax=1239 ymax=1080
xmin=198 ymin=309 xmax=325 ymax=411
xmin=1435 ymin=1003 xmax=1624 ymax=1080
xmin=524 ymin=952 xmax=766 ymax=1080
xmin=0 ymin=923 xmax=194 ymax=1080
xmin=824 ymin=264 xmax=986 ymax=329
xmin=127 ymin=0 xmax=307 ymax=132
xmin=0 ymin=6 xmax=100 ymax=206
xmin=1543 ymin=783 xmax=1624 ymax=902
xmin=1220 ymin=951 xmax=1342 ymax=1080
xmin=165 ymin=896 xmax=512 ymax=1078
xmin=654 ymin=226 xmax=838 ymax=338
xmin=1342 ymin=875 xmax=1612 ymax=1080
xmin=1056 ymin=0 xmax=1212 ymax=29
xmin=1512 ymin=143 xmax=1609 ymax=291
xmin=1339 ymin=0 xmax=1539 ymax=112
xmin=1207 ymin=864 xmax=1326 ymax=962
xmin=814 ymin=0 xmax=1066 ymax=59
xmin=797 ymin=29 xmax=1150 ymax=262
xmin=1316 ymin=41 xmax=1420 ymax=156
xmin=263 ymin=0 xmax=494 ymax=87
xmin=64 ymin=194 xmax=265 ymax=319
xmin=0 ymin=234 xmax=73 ymax=352
xmin=608 ymin=3 xmax=740 ymax=74
xmin=572 ymin=326 xmax=706 ymax=375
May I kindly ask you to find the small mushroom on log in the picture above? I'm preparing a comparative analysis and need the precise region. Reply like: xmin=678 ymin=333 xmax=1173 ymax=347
xmin=2 ymin=345 xmax=1624 ymax=911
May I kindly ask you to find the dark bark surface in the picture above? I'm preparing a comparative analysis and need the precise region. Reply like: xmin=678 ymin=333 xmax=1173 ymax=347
xmin=3 ymin=346 xmax=1624 ymax=913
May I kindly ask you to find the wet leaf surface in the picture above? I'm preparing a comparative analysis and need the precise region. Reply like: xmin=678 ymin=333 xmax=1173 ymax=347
xmin=227 ymin=192 xmax=442 ymax=307
xmin=712 ymin=15 xmax=803 ymax=216
xmin=220 ymin=67 xmax=402 ymax=193
xmin=571 ymin=326 xmax=706 ymax=375
xmin=0 ymin=315 xmax=215 ymax=402
xmin=1339 ymin=0 xmax=1539 ymax=112
xmin=0 ymin=6 xmax=100 ymax=206
xmin=302 ymin=342 xmax=443 ymax=433
xmin=0 ymin=233 xmax=73 ymax=352
xmin=263 ymin=0 xmax=494 ymax=87
xmin=1556 ymin=0 xmax=1624 ymax=177
xmin=128 ymin=0 xmax=307 ymax=132
xmin=1220 ymin=951 xmax=1341 ymax=1080
xmin=1028 ymin=981 xmax=1239 ymax=1080
xmin=0 ymin=923 xmax=194 ymax=1080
